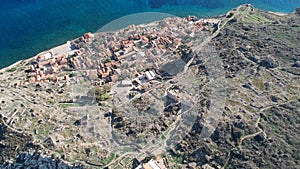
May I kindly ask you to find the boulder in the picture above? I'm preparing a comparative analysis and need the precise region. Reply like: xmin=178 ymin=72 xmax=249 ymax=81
xmin=259 ymin=56 xmax=278 ymax=68
xmin=43 ymin=137 xmax=55 ymax=150
xmin=292 ymin=61 xmax=300 ymax=68
xmin=248 ymin=55 xmax=259 ymax=63
xmin=254 ymin=132 xmax=267 ymax=142
xmin=188 ymin=162 xmax=197 ymax=168
xmin=271 ymin=95 xmax=278 ymax=102
xmin=73 ymin=119 xmax=81 ymax=126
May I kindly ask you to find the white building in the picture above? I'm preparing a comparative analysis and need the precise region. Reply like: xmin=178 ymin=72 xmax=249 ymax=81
xmin=44 ymin=52 xmax=52 ymax=60
xmin=145 ymin=70 xmax=156 ymax=80
xmin=121 ymin=80 xmax=132 ymax=87
xmin=167 ymin=89 xmax=180 ymax=102
xmin=135 ymin=159 xmax=161 ymax=169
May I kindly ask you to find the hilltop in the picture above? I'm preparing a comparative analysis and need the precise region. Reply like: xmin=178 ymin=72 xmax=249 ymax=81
xmin=171 ymin=4 xmax=300 ymax=169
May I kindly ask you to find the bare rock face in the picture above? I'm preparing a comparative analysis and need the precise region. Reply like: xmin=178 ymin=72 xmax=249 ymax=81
xmin=0 ymin=120 xmax=37 ymax=165
xmin=2 ymin=152 xmax=83 ymax=169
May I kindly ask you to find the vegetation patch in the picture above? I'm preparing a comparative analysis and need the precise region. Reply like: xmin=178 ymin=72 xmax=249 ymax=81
xmin=94 ymin=85 xmax=111 ymax=101
xmin=60 ymin=103 xmax=75 ymax=109
xmin=6 ymin=67 xmax=17 ymax=72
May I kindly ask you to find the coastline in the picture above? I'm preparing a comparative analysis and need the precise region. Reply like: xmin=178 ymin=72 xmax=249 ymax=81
xmin=0 ymin=15 xmax=216 ymax=73
xmin=1 ymin=1 xmax=298 ymax=70
xmin=0 ymin=6 xmax=292 ymax=74
xmin=0 ymin=60 xmax=23 ymax=73
xmin=267 ymin=11 xmax=289 ymax=16
xmin=0 ymin=40 xmax=76 ymax=73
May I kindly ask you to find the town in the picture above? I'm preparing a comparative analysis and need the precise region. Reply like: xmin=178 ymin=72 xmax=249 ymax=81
xmin=24 ymin=16 xmax=219 ymax=86
xmin=2 ymin=15 xmax=220 ymax=169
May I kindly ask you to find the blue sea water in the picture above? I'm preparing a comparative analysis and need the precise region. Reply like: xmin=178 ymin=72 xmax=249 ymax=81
xmin=0 ymin=0 xmax=299 ymax=68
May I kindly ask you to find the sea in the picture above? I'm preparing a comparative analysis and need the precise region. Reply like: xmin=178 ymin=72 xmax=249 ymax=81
xmin=0 ymin=0 xmax=299 ymax=69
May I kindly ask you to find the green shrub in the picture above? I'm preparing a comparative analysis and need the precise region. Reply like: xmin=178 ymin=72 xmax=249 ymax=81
xmin=6 ymin=67 xmax=17 ymax=72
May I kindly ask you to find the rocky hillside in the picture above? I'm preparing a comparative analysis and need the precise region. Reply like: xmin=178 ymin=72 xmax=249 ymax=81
xmin=0 ymin=117 xmax=83 ymax=168
xmin=171 ymin=4 xmax=300 ymax=169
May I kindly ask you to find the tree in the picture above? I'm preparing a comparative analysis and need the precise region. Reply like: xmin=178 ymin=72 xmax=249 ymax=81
xmin=94 ymin=85 xmax=111 ymax=101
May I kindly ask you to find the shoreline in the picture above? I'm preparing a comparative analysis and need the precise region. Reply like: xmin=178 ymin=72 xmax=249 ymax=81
xmin=0 ymin=40 xmax=76 ymax=73
xmin=0 ymin=15 xmax=216 ymax=73
xmin=0 ymin=6 xmax=292 ymax=74
xmin=0 ymin=17 xmax=173 ymax=73
xmin=0 ymin=60 xmax=24 ymax=73
xmin=267 ymin=11 xmax=289 ymax=16
xmin=0 ymin=2 xmax=297 ymax=70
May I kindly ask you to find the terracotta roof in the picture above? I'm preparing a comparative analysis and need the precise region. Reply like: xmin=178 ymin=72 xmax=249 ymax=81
xmin=84 ymin=32 xmax=93 ymax=39
xmin=38 ymin=60 xmax=51 ymax=67
xmin=105 ymin=62 xmax=112 ymax=67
